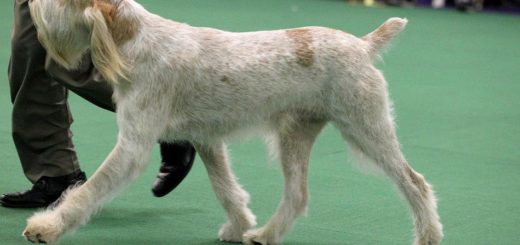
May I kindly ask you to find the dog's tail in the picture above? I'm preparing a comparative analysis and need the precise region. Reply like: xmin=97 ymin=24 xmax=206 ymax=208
xmin=362 ymin=18 xmax=408 ymax=58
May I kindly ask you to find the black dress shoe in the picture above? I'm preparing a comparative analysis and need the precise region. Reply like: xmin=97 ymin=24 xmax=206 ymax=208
xmin=0 ymin=171 xmax=86 ymax=208
xmin=152 ymin=142 xmax=196 ymax=197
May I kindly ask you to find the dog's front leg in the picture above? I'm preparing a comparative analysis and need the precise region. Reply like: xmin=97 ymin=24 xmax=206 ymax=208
xmin=196 ymin=143 xmax=257 ymax=242
xmin=23 ymin=106 xmax=160 ymax=244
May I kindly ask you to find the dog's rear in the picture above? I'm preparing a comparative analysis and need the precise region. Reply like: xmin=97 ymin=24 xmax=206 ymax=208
xmin=242 ymin=18 xmax=443 ymax=245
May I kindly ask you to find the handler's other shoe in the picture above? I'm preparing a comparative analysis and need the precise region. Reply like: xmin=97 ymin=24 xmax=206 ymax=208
xmin=152 ymin=142 xmax=196 ymax=197
xmin=0 ymin=171 xmax=86 ymax=208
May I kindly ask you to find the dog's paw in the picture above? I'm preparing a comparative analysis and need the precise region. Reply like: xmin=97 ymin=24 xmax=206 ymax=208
xmin=413 ymin=220 xmax=443 ymax=245
xmin=219 ymin=209 xmax=257 ymax=242
xmin=413 ymin=229 xmax=443 ymax=245
xmin=23 ymin=212 xmax=64 ymax=244
xmin=218 ymin=222 xmax=244 ymax=242
xmin=243 ymin=228 xmax=279 ymax=245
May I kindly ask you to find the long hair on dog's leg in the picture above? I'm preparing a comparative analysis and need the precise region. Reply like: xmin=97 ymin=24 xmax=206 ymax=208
xmin=23 ymin=117 xmax=159 ymax=243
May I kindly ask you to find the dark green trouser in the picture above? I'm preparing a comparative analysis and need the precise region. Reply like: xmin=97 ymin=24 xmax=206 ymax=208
xmin=9 ymin=0 xmax=115 ymax=182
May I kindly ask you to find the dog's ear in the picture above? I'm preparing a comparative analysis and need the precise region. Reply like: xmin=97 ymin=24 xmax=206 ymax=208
xmin=83 ymin=0 xmax=127 ymax=84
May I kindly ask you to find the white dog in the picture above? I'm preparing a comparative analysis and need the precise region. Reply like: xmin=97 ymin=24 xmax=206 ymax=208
xmin=25 ymin=0 xmax=443 ymax=244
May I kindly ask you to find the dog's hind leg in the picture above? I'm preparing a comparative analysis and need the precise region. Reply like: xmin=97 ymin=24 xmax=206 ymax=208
xmin=339 ymin=122 xmax=443 ymax=245
xmin=331 ymin=75 xmax=443 ymax=245
xmin=243 ymin=118 xmax=326 ymax=245
xmin=23 ymin=107 xmax=161 ymax=244
xmin=196 ymin=142 xmax=257 ymax=243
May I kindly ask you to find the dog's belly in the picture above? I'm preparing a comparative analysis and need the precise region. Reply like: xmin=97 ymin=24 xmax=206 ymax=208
xmin=163 ymin=116 xmax=267 ymax=144
xmin=162 ymin=93 xmax=325 ymax=145
xmin=158 ymin=99 xmax=312 ymax=145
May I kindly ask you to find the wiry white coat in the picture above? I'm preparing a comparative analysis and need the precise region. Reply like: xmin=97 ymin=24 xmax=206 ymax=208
xmin=25 ymin=0 xmax=443 ymax=244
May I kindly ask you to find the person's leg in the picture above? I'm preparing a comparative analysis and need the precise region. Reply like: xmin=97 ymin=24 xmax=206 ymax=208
xmin=44 ymin=54 xmax=115 ymax=112
xmin=1 ymin=0 xmax=86 ymax=208
xmin=9 ymin=0 xmax=82 ymax=182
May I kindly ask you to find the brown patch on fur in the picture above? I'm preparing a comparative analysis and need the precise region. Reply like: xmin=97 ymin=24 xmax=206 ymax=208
xmin=94 ymin=0 xmax=140 ymax=45
xmin=93 ymin=0 xmax=115 ymax=23
xmin=286 ymin=29 xmax=315 ymax=67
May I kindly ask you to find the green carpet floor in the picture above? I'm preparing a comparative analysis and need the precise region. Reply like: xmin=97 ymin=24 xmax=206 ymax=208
xmin=1 ymin=0 xmax=519 ymax=244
